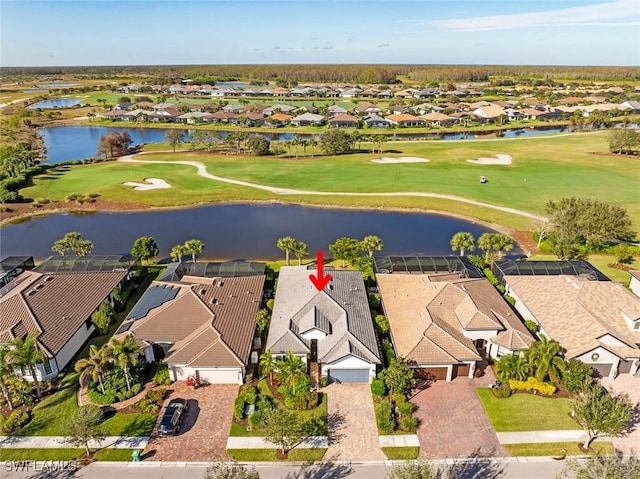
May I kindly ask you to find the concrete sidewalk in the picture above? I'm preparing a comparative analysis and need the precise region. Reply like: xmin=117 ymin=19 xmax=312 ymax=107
xmin=226 ymin=436 xmax=328 ymax=449
xmin=496 ymin=430 xmax=608 ymax=444
xmin=0 ymin=435 xmax=149 ymax=449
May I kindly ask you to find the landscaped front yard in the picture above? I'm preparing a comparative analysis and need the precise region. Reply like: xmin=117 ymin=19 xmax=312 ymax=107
xmin=476 ymin=388 xmax=578 ymax=432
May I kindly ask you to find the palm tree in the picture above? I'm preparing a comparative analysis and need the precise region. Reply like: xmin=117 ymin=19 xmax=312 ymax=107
xmin=450 ymin=232 xmax=476 ymax=256
xmin=308 ymin=138 xmax=318 ymax=158
xmin=494 ymin=354 xmax=530 ymax=383
xmin=183 ymin=239 xmax=205 ymax=263
xmin=75 ymin=345 xmax=110 ymax=395
xmin=109 ymin=335 xmax=141 ymax=391
xmin=291 ymin=136 xmax=301 ymax=159
xmin=300 ymin=139 xmax=308 ymax=157
xmin=8 ymin=332 xmax=47 ymax=398
xmin=526 ymin=336 xmax=566 ymax=383
xmin=276 ymin=236 xmax=297 ymax=266
xmin=0 ymin=345 xmax=16 ymax=410
xmin=259 ymin=349 xmax=276 ymax=385
xmin=293 ymin=240 xmax=308 ymax=265
xmin=170 ymin=244 xmax=186 ymax=263
xmin=361 ymin=235 xmax=384 ymax=258
xmin=275 ymin=351 xmax=306 ymax=395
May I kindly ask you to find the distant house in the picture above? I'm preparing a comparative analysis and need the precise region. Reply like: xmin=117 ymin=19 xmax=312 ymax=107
xmin=117 ymin=262 xmax=266 ymax=384
xmin=328 ymin=113 xmax=358 ymax=128
xmin=419 ymin=112 xmax=456 ymax=127
xmin=629 ymin=271 xmax=640 ymax=299
xmin=290 ymin=112 xmax=325 ymax=127
xmin=386 ymin=114 xmax=425 ymax=127
xmin=621 ymin=101 xmax=640 ymax=113
xmin=494 ymin=260 xmax=640 ymax=378
xmin=354 ymin=103 xmax=381 ymax=115
xmin=376 ymin=256 xmax=533 ymax=382
xmin=265 ymin=266 xmax=381 ymax=383
xmin=265 ymin=113 xmax=293 ymax=127
xmin=0 ymin=255 xmax=138 ymax=381
xmin=239 ymin=112 xmax=266 ymax=127
xmin=414 ymin=88 xmax=440 ymax=99
xmin=472 ymin=106 xmax=506 ymax=123
xmin=176 ymin=112 xmax=213 ymax=124
xmin=223 ymin=104 xmax=246 ymax=114
xmin=208 ymin=111 xmax=240 ymax=124
xmin=327 ymin=105 xmax=348 ymax=116
xmin=363 ymin=114 xmax=391 ymax=128
xmin=263 ymin=104 xmax=296 ymax=116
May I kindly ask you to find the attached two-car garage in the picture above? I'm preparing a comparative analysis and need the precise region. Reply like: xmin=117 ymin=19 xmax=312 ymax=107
xmin=327 ymin=368 xmax=371 ymax=383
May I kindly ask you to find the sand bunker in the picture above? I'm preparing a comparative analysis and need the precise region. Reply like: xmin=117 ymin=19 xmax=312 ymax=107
xmin=371 ymin=157 xmax=430 ymax=164
xmin=123 ymin=178 xmax=171 ymax=191
xmin=466 ymin=154 xmax=512 ymax=165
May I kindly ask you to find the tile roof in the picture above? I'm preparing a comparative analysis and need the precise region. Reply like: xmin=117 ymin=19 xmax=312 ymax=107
xmin=0 ymin=270 xmax=127 ymax=356
xmin=629 ymin=270 xmax=640 ymax=281
xmin=376 ymin=274 xmax=532 ymax=365
xmin=504 ymin=275 xmax=640 ymax=359
xmin=266 ymin=267 xmax=380 ymax=365
xmin=124 ymin=275 xmax=264 ymax=367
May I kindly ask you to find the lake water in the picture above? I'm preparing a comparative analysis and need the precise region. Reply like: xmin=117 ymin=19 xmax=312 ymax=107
xmin=28 ymin=98 xmax=82 ymax=109
xmin=0 ymin=203 xmax=508 ymax=260
xmin=39 ymin=125 xmax=568 ymax=164
xmin=38 ymin=82 xmax=79 ymax=88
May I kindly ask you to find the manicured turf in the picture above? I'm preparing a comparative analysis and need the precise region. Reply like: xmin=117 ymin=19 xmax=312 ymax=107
xmin=0 ymin=448 xmax=137 ymax=461
xmin=476 ymin=388 xmax=579 ymax=432
xmin=503 ymin=441 xmax=614 ymax=457
xmin=21 ymin=132 xmax=640 ymax=231
xmin=226 ymin=448 xmax=327 ymax=462
xmin=381 ymin=446 xmax=420 ymax=460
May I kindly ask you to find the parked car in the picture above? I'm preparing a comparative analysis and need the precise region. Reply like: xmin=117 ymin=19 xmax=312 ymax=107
xmin=159 ymin=398 xmax=188 ymax=436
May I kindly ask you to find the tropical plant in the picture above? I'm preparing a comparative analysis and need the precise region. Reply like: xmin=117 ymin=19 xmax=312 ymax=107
xmin=450 ymin=232 xmax=476 ymax=256
xmin=130 ymin=236 xmax=159 ymax=264
xmin=328 ymin=236 xmax=362 ymax=267
xmin=525 ymin=336 xmax=566 ymax=383
xmin=8 ymin=332 xmax=47 ymax=398
xmin=276 ymin=236 xmax=297 ymax=266
xmin=361 ymin=235 xmax=384 ymax=258
xmin=478 ymin=233 xmax=513 ymax=264
xmin=75 ymin=345 xmax=110 ymax=395
xmin=292 ymin=240 xmax=308 ymax=265
xmin=259 ymin=349 xmax=276 ymax=385
xmin=183 ymin=239 xmax=205 ymax=262
xmin=170 ymin=244 xmax=186 ymax=262
xmin=275 ymin=351 xmax=307 ymax=396
xmin=561 ymin=358 xmax=594 ymax=394
xmin=51 ymin=231 xmax=94 ymax=257
xmin=0 ymin=345 xmax=16 ymax=410
xmin=383 ymin=357 xmax=415 ymax=399
xmin=494 ymin=354 xmax=530 ymax=383
xmin=255 ymin=309 xmax=271 ymax=336
xmin=109 ymin=335 xmax=142 ymax=391
xmin=90 ymin=309 xmax=110 ymax=335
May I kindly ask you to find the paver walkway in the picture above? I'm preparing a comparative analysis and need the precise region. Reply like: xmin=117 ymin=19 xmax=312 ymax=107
xmin=0 ymin=436 xmax=148 ymax=449
xmin=411 ymin=375 xmax=507 ymax=459
xmin=324 ymin=383 xmax=386 ymax=461
xmin=601 ymin=374 xmax=640 ymax=454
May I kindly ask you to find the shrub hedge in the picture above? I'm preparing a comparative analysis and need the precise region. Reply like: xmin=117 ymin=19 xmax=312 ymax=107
xmin=509 ymin=377 xmax=556 ymax=396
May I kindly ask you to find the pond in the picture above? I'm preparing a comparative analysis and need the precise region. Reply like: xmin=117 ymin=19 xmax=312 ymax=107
xmin=38 ymin=125 xmax=569 ymax=164
xmin=37 ymin=82 xmax=79 ymax=88
xmin=28 ymin=98 xmax=83 ymax=109
xmin=0 ymin=203 xmax=511 ymax=260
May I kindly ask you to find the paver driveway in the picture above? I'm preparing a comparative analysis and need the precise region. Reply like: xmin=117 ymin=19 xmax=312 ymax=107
xmin=411 ymin=376 xmax=506 ymax=459
xmin=324 ymin=383 xmax=386 ymax=461
xmin=601 ymin=374 xmax=640 ymax=454
xmin=143 ymin=382 xmax=238 ymax=461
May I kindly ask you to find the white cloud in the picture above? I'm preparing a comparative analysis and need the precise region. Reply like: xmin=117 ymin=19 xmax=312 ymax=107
xmin=430 ymin=0 xmax=640 ymax=32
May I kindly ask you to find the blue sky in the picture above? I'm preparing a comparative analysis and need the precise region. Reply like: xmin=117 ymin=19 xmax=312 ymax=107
xmin=2 ymin=0 xmax=639 ymax=66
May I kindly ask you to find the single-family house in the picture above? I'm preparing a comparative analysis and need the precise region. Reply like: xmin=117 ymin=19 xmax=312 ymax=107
xmin=386 ymin=114 xmax=425 ymax=127
xmin=208 ymin=111 xmax=240 ymax=124
xmin=327 ymin=105 xmax=348 ymax=116
xmin=0 ymin=255 xmax=138 ymax=381
xmin=354 ymin=103 xmax=382 ymax=115
xmin=628 ymin=270 xmax=640 ymax=299
xmin=328 ymin=113 xmax=359 ymax=128
xmin=340 ymin=87 xmax=362 ymax=98
xmin=472 ymin=106 xmax=506 ymax=123
xmin=414 ymin=88 xmax=440 ymax=99
xmin=290 ymin=113 xmax=325 ymax=127
xmin=376 ymin=256 xmax=533 ymax=382
xmin=223 ymin=104 xmax=246 ymax=114
xmin=419 ymin=112 xmax=456 ymax=127
xmin=117 ymin=262 xmax=266 ymax=384
xmin=494 ymin=260 xmax=640 ymax=378
xmin=363 ymin=114 xmax=391 ymax=128
xmin=265 ymin=113 xmax=293 ymax=127
xmin=621 ymin=101 xmax=640 ymax=113
xmin=263 ymin=104 xmax=297 ymax=116
xmin=239 ymin=112 xmax=266 ymax=127
xmin=265 ymin=266 xmax=381 ymax=383
xmin=176 ymin=112 xmax=213 ymax=124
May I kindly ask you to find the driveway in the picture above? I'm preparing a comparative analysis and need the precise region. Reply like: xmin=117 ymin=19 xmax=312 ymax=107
xmin=411 ymin=376 xmax=506 ymax=459
xmin=601 ymin=374 xmax=640 ymax=454
xmin=143 ymin=382 xmax=238 ymax=461
xmin=324 ymin=383 xmax=386 ymax=461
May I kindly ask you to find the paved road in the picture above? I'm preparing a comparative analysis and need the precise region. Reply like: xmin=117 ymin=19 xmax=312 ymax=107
xmin=2 ymin=460 xmax=571 ymax=479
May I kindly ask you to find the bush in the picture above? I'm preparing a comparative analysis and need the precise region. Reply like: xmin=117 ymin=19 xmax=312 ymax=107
xmin=307 ymin=390 xmax=319 ymax=409
xmin=234 ymin=397 xmax=245 ymax=420
xmin=491 ymin=385 xmax=512 ymax=398
xmin=153 ymin=365 xmax=172 ymax=386
xmin=400 ymin=416 xmax=418 ymax=433
xmin=239 ymin=385 xmax=257 ymax=405
xmin=2 ymin=410 xmax=30 ymax=433
xmin=562 ymin=358 xmax=594 ymax=394
xmin=509 ymin=377 xmax=556 ymax=396
xmin=391 ymin=393 xmax=407 ymax=405
xmin=284 ymin=395 xmax=296 ymax=410
xmin=248 ymin=409 xmax=266 ymax=428
xmin=614 ymin=243 xmax=634 ymax=264
xmin=256 ymin=396 xmax=273 ymax=412
xmin=524 ymin=319 xmax=539 ymax=334
xmin=87 ymin=387 xmax=116 ymax=405
xmin=144 ymin=388 xmax=169 ymax=404
xmin=374 ymin=314 xmax=389 ymax=334
xmin=320 ymin=376 xmax=328 ymax=388
xmin=396 ymin=401 xmax=414 ymax=416
xmin=368 ymin=293 xmax=381 ymax=309
xmin=137 ymin=399 xmax=160 ymax=414
xmin=504 ymin=295 xmax=516 ymax=306
xmin=375 ymin=400 xmax=395 ymax=434
xmin=383 ymin=342 xmax=396 ymax=365
xmin=371 ymin=379 xmax=386 ymax=396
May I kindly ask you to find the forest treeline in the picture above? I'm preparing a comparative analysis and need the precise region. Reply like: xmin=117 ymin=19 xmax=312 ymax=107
xmin=2 ymin=64 xmax=640 ymax=84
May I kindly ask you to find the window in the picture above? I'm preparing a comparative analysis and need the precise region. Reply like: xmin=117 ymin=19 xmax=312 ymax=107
xmin=635 ymin=321 xmax=640 ymax=330
xmin=43 ymin=361 xmax=52 ymax=375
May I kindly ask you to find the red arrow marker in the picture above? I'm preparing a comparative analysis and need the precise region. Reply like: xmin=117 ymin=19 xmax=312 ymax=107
xmin=309 ymin=250 xmax=332 ymax=291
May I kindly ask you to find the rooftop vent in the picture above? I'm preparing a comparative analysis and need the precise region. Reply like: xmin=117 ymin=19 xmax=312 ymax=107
xmin=200 ymin=289 xmax=206 ymax=295
xmin=26 ymin=290 xmax=36 ymax=296
xmin=35 ymin=284 xmax=44 ymax=290
xmin=218 ymin=281 xmax=224 ymax=287
xmin=44 ymin=276 xmax=53 ymax=282
xmin=210 ymin=298 xmax=217 ymax=305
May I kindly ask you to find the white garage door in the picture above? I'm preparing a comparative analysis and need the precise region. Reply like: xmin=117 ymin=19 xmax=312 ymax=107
xmin=327 ymin=369 xmax=369 ymax=383
xmin=197 ymin=369 xmax=240 ymax=384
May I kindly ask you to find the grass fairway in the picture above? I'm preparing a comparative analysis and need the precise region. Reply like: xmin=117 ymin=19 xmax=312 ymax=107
xmin=22 ymin=131 xmax=640 ymax=230
xmin=476 ymin=388 xmax=578 ymax=432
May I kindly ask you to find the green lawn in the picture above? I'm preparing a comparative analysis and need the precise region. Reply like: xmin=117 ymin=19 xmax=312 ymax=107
xmin=476 ymin=388 xmax=579 ymax=432
xmin=0 ymin=448 xmax=137 ymax=461
xmin=503 ymin=441 xmax=614 ymax=457
xmin=226 ymin=448 xmax=326 ymax=462
xmin=10 ymin=270 xmax=161 ymax=437
xmin=381 ymin=446 xmax=420 ymax=460
xmin=20 ymin=131 xmax=640 ymax=231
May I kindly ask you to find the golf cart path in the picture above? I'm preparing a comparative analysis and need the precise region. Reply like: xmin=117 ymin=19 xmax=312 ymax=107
xmin=119 ymin=153 xmax=546 ymax=221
